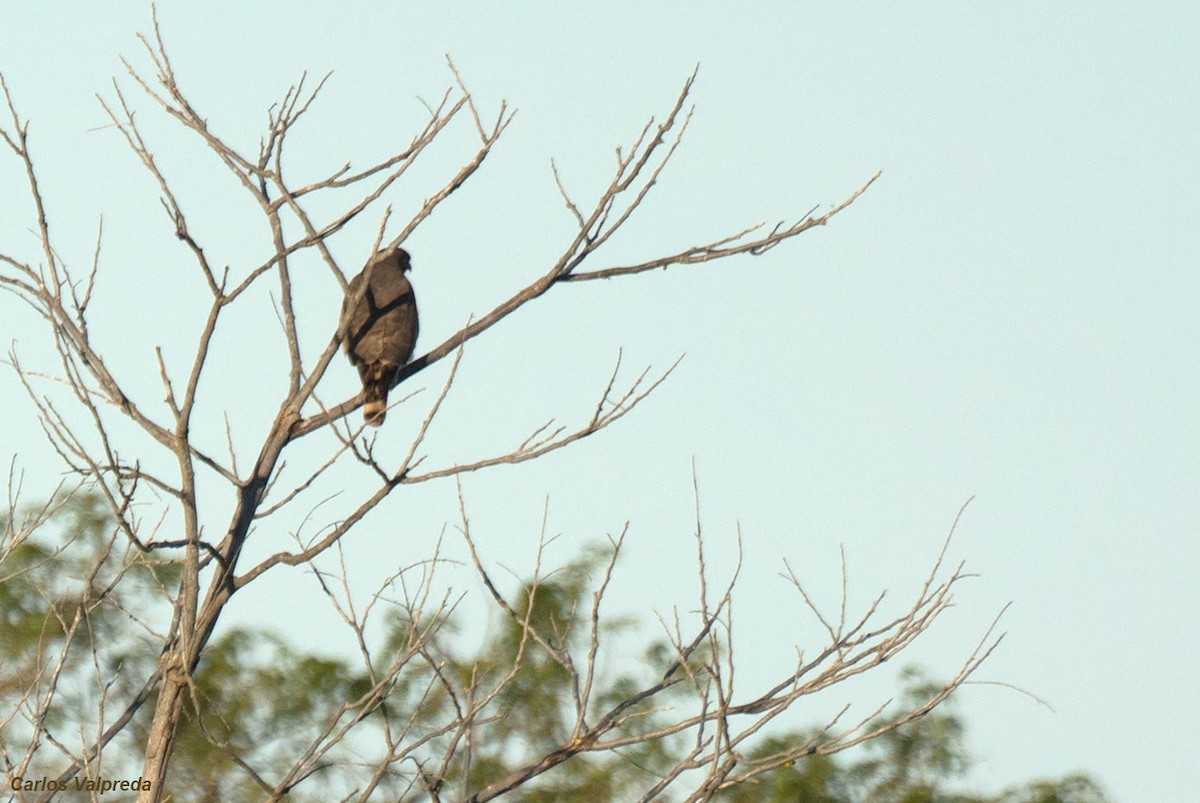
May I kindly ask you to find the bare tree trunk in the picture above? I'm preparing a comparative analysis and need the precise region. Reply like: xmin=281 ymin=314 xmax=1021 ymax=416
xmin=139 ymin=659 xmax=189 ymax=803
xmin=134 ymin=407 xmax=292 ymax=798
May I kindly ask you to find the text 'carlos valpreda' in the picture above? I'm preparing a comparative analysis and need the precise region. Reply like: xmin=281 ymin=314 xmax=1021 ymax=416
xmin=10 ymin=775 xmax=154 ymax=794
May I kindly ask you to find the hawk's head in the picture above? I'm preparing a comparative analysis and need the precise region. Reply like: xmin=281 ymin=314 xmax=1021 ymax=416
xmin=373 ymin=245 xmax=412 ymax=273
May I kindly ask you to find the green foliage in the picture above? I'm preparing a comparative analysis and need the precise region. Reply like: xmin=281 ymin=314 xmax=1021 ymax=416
xmin=0 ymin=492 xmax=177 ymax=743
xmin=718 ymin=733 xmax=847 ymax=803
xmin=992 ymin=773 xmax=1115 ymax=803
xmin=847 ymin=666 xmax=971 ymax=801
xmin=366 ymin=540 xmax=689 ymax=799
xmin=2 ymin=498 xmax=1115 ymax=801
xmin=716 ymin=669 xmax=1116 ymax=803
xmin=163 ymin=629 xmax=372 ymax=802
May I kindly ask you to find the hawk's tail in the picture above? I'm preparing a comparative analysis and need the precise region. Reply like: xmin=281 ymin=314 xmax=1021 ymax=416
xmin=363 ymin=379 xmax=389 ymax=427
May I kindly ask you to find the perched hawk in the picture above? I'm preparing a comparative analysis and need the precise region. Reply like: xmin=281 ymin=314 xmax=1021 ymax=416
xmin=342 ymin=246 xmax=419 ymax=426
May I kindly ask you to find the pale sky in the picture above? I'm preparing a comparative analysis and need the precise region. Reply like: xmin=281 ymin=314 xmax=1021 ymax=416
xmin=2 ymin=3 xmax=1197 ymax=801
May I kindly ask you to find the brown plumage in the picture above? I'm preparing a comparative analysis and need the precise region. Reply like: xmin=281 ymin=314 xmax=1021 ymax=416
xmin=342 ymin=247 xmax=419 ymax=426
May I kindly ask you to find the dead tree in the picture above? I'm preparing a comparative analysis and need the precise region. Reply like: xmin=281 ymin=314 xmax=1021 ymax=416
xmin=0 ymin=12 xmax=999 ymax=803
